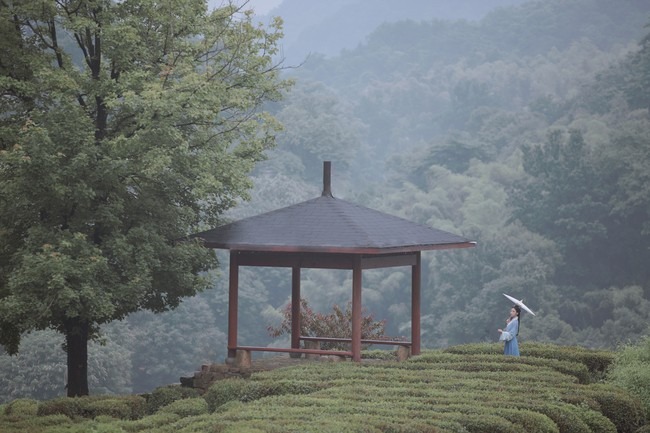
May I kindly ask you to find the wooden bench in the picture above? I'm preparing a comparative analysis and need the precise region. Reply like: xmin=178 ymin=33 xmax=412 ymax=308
xmin=232 ymin=346 xmax=353 ymax=368
xmin=231 ymin=336 xmax=412 ymax=368
xmin=299 ymin=336 xmax=412 ymax=361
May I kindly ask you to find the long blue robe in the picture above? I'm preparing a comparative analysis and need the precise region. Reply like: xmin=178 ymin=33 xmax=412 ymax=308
xmin=499 ymin=317 xmax=519 ymax=356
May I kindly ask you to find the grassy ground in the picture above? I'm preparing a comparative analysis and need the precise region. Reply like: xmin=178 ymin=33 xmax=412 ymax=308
xmin=0 ymin=342 xmax=647 ymax=433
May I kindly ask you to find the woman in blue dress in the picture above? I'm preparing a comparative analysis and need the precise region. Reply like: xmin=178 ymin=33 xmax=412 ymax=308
xmin=498 ymin=305 xmax=520 ymax=356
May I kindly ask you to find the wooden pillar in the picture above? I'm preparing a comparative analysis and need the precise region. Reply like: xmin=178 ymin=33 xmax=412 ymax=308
xmin=411 ymin=251 xmax=421 ymax=356
xmin=227 ymin=251 xmax=239 ymax=359
xmin=291 ymin=266 xmax=301 ymax=350
xmin=351 ymin=256 xmax=362 ymax=362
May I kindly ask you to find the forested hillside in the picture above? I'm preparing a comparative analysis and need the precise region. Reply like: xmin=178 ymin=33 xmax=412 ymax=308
xmin=2 ymin=0 xmax=650 ymax=401
xmin=260 ymin=0 xmax=650 ymax=353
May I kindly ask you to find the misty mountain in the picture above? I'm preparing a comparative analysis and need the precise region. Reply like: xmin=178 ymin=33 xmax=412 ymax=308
xmin=253 ymin=0 xmax=529 ymax=65
xmin=297 ymin=0 xmax=650 ymax=88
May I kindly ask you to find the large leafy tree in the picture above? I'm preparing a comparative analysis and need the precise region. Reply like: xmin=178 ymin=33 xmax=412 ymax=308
xmin=0 ymin=0 xmax=289 ymax=397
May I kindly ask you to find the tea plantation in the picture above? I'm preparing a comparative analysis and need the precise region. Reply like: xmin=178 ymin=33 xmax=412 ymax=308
xmin=1 ymin=343 xmax=648 ymax=433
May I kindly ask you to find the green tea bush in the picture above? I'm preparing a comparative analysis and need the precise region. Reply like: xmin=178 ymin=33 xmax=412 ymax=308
xmin=24 ymin=413 xmax=71 ymax=427
xmin=526 ymin=403 xmax=592 ymax=433
xmin=435 ymin=404 xmax=557 ymax=433
xmin=607 ymin=336 xmax=650 ymax=419
xmin=3 ymin=398 xmax=39 ymax=417
xmin=212 ymin=400 xmax=245 ymax=415
xmin=608 ymin=361 xmax=650 ymax=415
xmin=137 ymin=413 xmax=218 ymax=433
xmin=206 ymin=344 xmax=627 ymax=432
xmin=216 ymin=405 xmax=455 ymax=433
xmin=35 ymin=425 xmax=85 ymax=433
xmin=432 ymin=360 xmax=543 ymax=373
xmin=415 ymin=351 xmax=591 ymax=383
xmin=499 ymin=409 xmax=559 ymax=433
xmin=560 ymin=391 xmax=601 ymax=411
xmin=453 ymin=413 xmax=519 ymax=433
xmin=7 ymin=343 xmax=645 ymax=433
xmin=145 ymin=385 xmax=200 ymax=414
xmin=95 ymin=415 xmax=120 ymax=422
xmin=0 ymin=413 xmax=72 ymax=433
xmin=443 ymin=342 xmax=502 ymax=355
xmin=589 ymin=386 xmax=646 ymax=433
xmin=204 ymin=378 xmax=248 ymax=412
xmin=38 ymin=420 xmax=126 ymax=433
xmin=206 ymin=377 xmax=328 ymax=409
xmin=118 ymin=412 xmax=180 ymax=432
xmin=444 ymin=342 xmax=615 ymax=377
xmin=215 ymin=418 xmax=378 ymax=433
xmin=215 ymin=426 xmax=266 ymax=433
xmin=84 ymin=396 xmax=147 ymax=420
xmin=410 ymin=403 xmax=520 ymax=433
xmin=572 ymin=405 xmax=617 ymax=433
xmin=37 ymin=395 xmax=146 ymax=420
xmin=158 ymin=398 xmax=209 ymax=417
xmin=479 ymin=389 xmax=631 ymax=433
xmin=37 ymin=396 xmax=83 ymax=418
xmin=522 ymin=343 xmax=615 ymax=376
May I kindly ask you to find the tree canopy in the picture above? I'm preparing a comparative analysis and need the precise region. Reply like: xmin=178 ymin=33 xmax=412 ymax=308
xmin=0 ymin=0 xmax=290 ymax=396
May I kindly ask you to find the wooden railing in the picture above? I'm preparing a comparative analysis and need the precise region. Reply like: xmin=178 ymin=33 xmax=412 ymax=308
xmin=231 ymin=337 xmax=412 ymax=368
xmin=234 ymin=345 xmax=352 ymax=357
xmin=299 ymin=336 xmax=412 ymax=347
xmin=299 ymin=336 xmax=412 ymax=362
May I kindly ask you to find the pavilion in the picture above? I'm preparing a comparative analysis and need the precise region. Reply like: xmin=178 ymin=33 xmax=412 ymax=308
xmin=190 ymin=162 xmax=475 ymax=362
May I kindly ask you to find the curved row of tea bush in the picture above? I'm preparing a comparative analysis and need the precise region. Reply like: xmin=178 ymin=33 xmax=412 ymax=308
xmin=444 ymin=342 xmax=615 ymax=378
xmin=0 ymin=343 xmax=646 ymax=433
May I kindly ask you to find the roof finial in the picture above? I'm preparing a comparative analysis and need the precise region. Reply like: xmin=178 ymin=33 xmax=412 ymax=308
xmin=322 ymin=161 xmax=333 ymax=197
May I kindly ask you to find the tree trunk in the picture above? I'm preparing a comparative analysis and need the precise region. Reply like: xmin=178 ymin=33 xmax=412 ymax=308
xmin=65 ymin=317 xmax=89 ymax=397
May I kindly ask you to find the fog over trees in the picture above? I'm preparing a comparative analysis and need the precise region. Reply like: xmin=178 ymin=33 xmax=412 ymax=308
xmin=2 ymin=0 xmax=650 ymax=400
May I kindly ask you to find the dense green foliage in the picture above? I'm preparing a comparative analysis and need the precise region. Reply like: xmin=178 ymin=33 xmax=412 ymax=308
xmin=0 ymin=343 xmax=647 ymax=432
xmin=607 ymin=336 xmax=650 ymax=418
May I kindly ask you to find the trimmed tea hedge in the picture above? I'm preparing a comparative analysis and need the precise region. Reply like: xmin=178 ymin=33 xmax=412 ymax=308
xmin=37 ymin=395 xmax=147 ymax=420
xmin=444 ymin=342 xmax=614 ymax=377
xmin=0 ymin=343 xmax=646 ymax=433
xmin=145 ymin=385 xmax=200 ymax=414
xmin=158 ymin=398 xmax=209 ymax=417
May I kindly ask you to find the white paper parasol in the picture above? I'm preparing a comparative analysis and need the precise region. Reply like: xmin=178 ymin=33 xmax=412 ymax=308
xmin=503 ymin=293 xmax=536 ymax=316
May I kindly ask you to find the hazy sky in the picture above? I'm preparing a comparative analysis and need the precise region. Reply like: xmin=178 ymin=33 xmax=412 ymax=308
xmin=208 ymin=0 xmax=282 ymax=15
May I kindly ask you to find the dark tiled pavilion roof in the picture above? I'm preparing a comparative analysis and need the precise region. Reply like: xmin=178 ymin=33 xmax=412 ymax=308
xmin=191 ymin=167 xmax=473 ymax=254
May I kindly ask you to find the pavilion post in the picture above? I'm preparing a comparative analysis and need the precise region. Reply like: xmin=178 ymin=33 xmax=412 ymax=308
xmin=291 ymin=266 xmax=301 ymax=350
xmin=351 ymin=256 xmax=362 ymax=361
xmin=411 ymin=251 xmax=421 ymax=355
xmin=227 ymin=251 xmax=239 ymax=359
